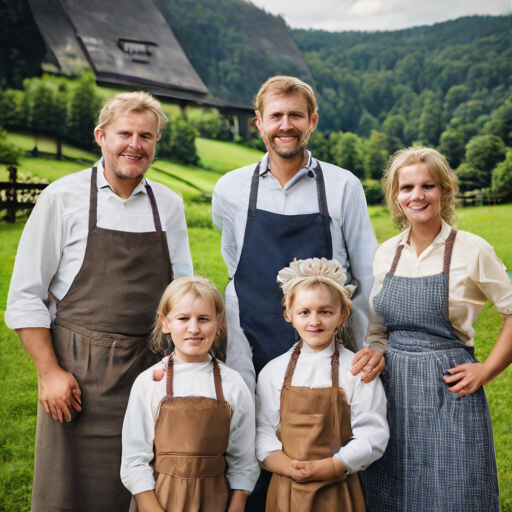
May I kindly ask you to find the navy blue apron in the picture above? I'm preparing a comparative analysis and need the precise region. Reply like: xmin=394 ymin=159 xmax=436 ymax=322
xmin=234 ymin=160 xmax=333 ymax=376
xmin=235 ymin=160 xmax=333 ymax=512
xmin=360 ymin=228 xmax=499 ymax=512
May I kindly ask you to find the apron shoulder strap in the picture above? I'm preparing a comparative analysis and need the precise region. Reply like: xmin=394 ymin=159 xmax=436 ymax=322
xmin=166 ymin=355 xmax=175 ymax=399
xmin=443 ymin=228 xmax=458 ymax=284
xmin=389 ymin=243 xmax=405 ymax=276
xmin=283 ymin=341 xmax=302 ymax=387
xmin=248 ymin=162 xmax=262 ymax=218
xmin=331 ymin=342 xmax=340 ymax=388
xmin=89 ymin=165 xmax=99 ymax=232
xmin=212 ymin=357 xmax=226 ymax=403
xmin=313 ymin=161 xmax=330 ymax=218
xmin=144 ymin=181 xmax=163 ymax=232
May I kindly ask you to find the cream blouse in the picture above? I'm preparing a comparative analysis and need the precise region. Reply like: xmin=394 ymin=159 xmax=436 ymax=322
xmin=366 ymin=220 xmax=512 ymax=351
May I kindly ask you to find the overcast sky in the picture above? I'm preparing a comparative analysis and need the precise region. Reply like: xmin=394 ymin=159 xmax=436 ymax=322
xmin=249 ymin=0 xmax=511 ymax=32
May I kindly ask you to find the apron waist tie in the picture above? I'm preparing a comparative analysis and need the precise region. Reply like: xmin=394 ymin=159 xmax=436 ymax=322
xmin=154 ymin=454 xmax=227 ymax=479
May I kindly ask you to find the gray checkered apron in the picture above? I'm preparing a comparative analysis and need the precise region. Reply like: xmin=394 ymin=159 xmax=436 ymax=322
xmin=360 ymin=228 xmax=499 ymax=512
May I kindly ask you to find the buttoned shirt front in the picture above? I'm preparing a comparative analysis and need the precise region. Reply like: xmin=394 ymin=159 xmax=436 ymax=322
xmin=5 ymin=160 xmax=193 ymax=330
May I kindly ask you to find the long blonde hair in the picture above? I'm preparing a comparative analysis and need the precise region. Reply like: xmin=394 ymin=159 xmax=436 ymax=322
xmin=150 ymin=276 xmax=227 ymax=360
xmin=383 ymin=147 xmax=458 ymax=229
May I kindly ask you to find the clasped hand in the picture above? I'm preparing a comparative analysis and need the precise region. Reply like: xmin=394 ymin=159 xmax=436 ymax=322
xmin=443 ymin=362 xmax=490 ymax=397
xmin=289 ymin=457 xmax=347 ymax=483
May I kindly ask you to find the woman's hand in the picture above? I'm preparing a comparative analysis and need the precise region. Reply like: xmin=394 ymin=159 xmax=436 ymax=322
xmin=290 ymin=457 xmax=346 ymax=483
xmin=350 ymin=348 xmax=385 ymax=383
xmin=444 ymin=362 xmax=491 ymax=397
xmin=227 ymin=490 xmax=249 ymax=512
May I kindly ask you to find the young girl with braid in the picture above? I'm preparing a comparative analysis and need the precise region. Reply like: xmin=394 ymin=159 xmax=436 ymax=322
xmin=256 ymin=258 xmax=389 ymax=512
xmin=121 ymin=276 xmax=259 ymax=512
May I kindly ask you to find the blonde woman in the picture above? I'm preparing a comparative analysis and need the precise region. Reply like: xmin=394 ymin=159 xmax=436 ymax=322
xmin=361 ymin=148 xmax=512 ymax=511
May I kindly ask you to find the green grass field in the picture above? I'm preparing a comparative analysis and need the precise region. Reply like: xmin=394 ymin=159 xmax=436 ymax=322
xmin=1 ymin=133 xmax=512 ymax=510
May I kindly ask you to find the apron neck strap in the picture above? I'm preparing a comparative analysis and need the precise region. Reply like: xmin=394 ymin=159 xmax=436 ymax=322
xmin=89 ymin=163 xmax=163 ymax=233
xmin=443 ymin=228 xmax=457 ymax=277
xmin=283 ymin=340 xmax=339 ymax=388
xmin=389 ymin=228 xmax=458 ymax=278
xmin=165 ymin=354 xmax=225 ymax=402
xmin=248 ymin=160 xmax=330 ymax=218
xmin=331 ymin=341 xmax=340 ymax=388
xmin=89 ymin=165 xmax=99 ymax=230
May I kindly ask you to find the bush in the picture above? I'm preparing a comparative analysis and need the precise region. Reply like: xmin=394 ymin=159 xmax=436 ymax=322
xmin=187 ymin=108 xmax=230 ymax=140
xmin=491 ymin=148 xmax=512 ymax=194
xmin=362 ymin=178 xmax=383 ymax=203
xmin=158 ymin=115 xmax=199 ymax=165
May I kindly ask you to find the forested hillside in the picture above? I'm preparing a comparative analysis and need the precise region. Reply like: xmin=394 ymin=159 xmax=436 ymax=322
xmin=154 ymin=0 xmax=313 ymax=106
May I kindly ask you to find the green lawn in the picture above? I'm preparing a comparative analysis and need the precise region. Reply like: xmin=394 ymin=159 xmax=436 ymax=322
xmin=1 ymin=135 xmax=512 ymax=510
xmin=196 ymin=137 xmax=263 ymax=174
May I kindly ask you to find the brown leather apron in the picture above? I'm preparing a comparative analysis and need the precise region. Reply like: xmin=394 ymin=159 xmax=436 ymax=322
xmin=31 ymin=164 xmax=174 ymax=512
xmin=153 ymin=355 xmax=232 ymax=512
xmin=266 ymin=341 xmax=366 ymax=512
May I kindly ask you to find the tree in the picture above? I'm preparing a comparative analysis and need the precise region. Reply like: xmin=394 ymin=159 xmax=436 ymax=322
xmin=0 ymin=128 xmax=23 ymax=166
xmin=438 ymin=130 xmax=465 ymax=168
xmin=419 ymin=90 xmax=443 ymax=145
xmin=461 ymin=134 xmax=507 ymax=189
xmin=66 ymin=72 xmax=102 ymax=147
xmin=364 ymin=130 xmax=389 ymax=180
xmin=158 ymin=116 xmax=199 ymax=166
xmin=382 ymin=115 xmax=406 ymax=152
xmin=330 ymin=132 xmax=365 ymax=178
xmin=491 ymin=148 xmax=512 ymax=194
xmin=307 ymin=131 xmax=330 ymax=162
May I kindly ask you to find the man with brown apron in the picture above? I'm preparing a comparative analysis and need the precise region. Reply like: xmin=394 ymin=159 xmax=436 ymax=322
xmin=212 ymin=76 xmax=382 ymax=510
xmin=5 ymin=92 xmax=193 ymax=511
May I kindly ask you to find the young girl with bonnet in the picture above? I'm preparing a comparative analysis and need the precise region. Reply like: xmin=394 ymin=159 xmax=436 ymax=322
xmin=121 ymin=276 xmax=260 ymax=512
xmin=256 ymin=258 xmax=389 ymax=512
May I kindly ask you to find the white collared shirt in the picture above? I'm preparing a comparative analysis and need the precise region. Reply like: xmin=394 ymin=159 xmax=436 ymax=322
xmin=121 ymin=356 xmax=260 ymax=494
xmin=256 ymin=340 xmax=389 ymax=473
xmin=5 ymin=160 xmax=193 ymax=330
xmin=213 ymin=152 xmax=378 ymax=395
xmin=366 ymin=220 xmax=512 ymax=350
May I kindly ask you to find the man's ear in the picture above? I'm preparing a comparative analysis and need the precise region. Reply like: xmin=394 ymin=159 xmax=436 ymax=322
xmin=156 ymin=130 xmax=161 ymax=142
xmin=255 ymin=111 xmax=263 ymax=132
xmin=283 ymin=310 xmax=292 ymax=324
xmin=308 ymin=112 xmax=319 ymax=134
xmin=94 ymin=128 xmax=105 ymax=149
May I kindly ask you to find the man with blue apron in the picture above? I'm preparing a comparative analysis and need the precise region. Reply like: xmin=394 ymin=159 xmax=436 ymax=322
xmin=6 ymin=92 xmax=193 ymax=511
xmin=212 ymin=76 xmax=380 ymax=511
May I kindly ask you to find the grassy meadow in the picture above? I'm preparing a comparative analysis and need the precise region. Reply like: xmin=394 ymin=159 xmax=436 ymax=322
xmin=1 ymin=134 xmax=512 ymax=510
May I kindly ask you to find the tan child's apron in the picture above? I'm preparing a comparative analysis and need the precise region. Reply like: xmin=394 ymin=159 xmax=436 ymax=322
xmin=153 ymin=355 xmax=232 ymax=511
xmin=266 ymin=341 xmax=366 ymax=512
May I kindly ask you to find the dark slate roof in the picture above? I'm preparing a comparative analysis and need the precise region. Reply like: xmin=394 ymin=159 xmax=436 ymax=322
xmin=28 ymin=0 xmax=209 ymax=99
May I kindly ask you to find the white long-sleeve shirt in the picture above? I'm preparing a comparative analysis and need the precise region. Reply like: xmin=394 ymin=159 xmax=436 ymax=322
xmin=213 ymin=152 xmax=378 ymax=396
xmin=366 ymin=220 xmax=512 ymax=351
xmin=121 ymin=356 xmax=260 ymax=495
xmin=256 ymin=340 xmax=389 ymax=474
xmin=5 ymin=160 xmax=193 ymax=330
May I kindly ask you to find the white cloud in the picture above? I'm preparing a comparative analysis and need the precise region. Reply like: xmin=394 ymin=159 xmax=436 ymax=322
xmin=249 ymin=0 xmax=511 ymax=31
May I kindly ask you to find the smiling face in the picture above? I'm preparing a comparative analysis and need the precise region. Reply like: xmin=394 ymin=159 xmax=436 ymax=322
xmin=95 ymin=110 xmax=160 ymax=184
xmin=285 ymin=285 xmax=349 ymax=352
xmin=397 ymin=163 xmax=442 ymax=231
xmin=255 ymin=93 xmax=318 ymax=161
xmin=161 ymin=293 xmax=218 ymax=363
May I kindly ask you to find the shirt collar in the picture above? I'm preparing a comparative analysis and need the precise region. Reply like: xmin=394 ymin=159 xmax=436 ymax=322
xmin=95 ymin=158 xmax=148 ymax=197
xmin=301 ymin=336 xmax=336 ymax=356
xmin=259 ymin=150 xmax=315 ymax=176
xmin=398 ymin=218 xmax=452 ymax=248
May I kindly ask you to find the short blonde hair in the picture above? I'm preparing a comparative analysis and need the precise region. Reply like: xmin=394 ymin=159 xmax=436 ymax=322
xmin=96 ymin=91 xmax=169 ymax=133
xmin=254 ymin=76 xmax=318 ymax=119
xmin=384 ymin=147 xmax=459 ymax=229
xmin=150 ymin=276 xmax=226 ymax=360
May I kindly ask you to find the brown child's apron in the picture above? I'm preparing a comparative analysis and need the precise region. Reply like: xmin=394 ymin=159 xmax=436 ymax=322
xmin=153 ymin=355 xmax=232 ymax=512
xmin=266 ymin=341 xmax=366 ymax=512
xmin=31 ymin=164 xmax=173 ymax=512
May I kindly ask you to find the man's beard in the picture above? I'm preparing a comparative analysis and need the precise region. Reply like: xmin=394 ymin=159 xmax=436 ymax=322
xmin=265 ymin=129 xmax=310 ymax=159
